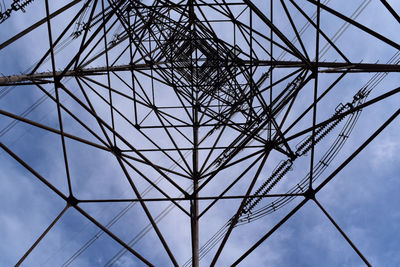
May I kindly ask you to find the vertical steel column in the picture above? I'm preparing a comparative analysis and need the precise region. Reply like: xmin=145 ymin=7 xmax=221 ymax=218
xmin=191 ymin=103 xmax=200 ymax=267
xmin=189 ymin=1 xmax=199 ymax=266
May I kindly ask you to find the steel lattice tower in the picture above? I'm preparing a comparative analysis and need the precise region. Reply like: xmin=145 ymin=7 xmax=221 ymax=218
xmin=0 ymin=0 xmax=399 ymax=266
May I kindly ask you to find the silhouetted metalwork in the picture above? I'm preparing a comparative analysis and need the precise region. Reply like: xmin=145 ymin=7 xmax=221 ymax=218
xmin=0 ymin=0 xmax=399 ymax=266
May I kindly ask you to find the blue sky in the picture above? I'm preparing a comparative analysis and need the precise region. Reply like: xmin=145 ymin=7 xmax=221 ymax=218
xmin=0 ymin=0 xmax=400 ymax=266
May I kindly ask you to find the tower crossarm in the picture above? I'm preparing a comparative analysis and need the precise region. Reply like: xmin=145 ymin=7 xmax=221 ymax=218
xmin=2 ymin=61 xmax=400 ymax=86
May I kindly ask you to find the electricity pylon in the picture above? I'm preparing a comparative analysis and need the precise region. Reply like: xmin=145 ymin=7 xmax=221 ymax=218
xmin=1 ymin=0 xmax=399 ymax=266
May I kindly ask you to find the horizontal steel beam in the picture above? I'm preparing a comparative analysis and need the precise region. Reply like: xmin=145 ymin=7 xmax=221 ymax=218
xmin=2 ymin=60 xmax=400 ymax=85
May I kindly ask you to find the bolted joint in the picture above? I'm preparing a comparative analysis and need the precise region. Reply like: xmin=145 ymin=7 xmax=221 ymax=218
xmin=144 ymin=59 xmax=154 ymax=68
xmin=311 ymin=66 xmax=318 ymax=78
xmin=111 ymin=145 xmax=122 ymax=157
xmin=193 ymin=103 xmax=201 ymax=110
xmin=184 ymin=192 xmax=191 ymax=200
xmin=66 ymin=195 xmax=79 ymax=207
xmin=54 ymin=79 xmax=62 ymax=88
xmin=304 ymin=187 xmax=316 ymax=200
xmin=264 ymin=140 xmax=276 ymax=151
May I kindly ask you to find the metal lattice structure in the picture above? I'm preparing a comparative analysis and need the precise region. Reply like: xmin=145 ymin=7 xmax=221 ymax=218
xmin=1 ymin=0 xmax=399 ymax=266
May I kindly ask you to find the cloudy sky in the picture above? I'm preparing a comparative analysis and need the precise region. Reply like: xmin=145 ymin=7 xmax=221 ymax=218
xmin=0 ymin=0 xmax=400 ymax=266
